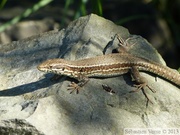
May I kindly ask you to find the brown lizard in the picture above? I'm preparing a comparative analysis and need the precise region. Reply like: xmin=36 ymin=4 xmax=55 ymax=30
xmin=37 ymin=52 xmax=180 ymax=102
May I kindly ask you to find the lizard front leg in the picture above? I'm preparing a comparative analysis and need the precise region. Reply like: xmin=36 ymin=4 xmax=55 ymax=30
xmin=67 ymin=74 xmax=89 ymax=94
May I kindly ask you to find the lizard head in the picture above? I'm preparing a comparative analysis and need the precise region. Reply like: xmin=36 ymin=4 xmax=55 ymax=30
xmin=37 ymin=59 xmax=72 ymax=76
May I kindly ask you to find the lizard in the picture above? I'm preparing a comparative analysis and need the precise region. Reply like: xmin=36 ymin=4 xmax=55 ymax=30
xmin=37 ymin=51 xmax=180 ymax=96
xmin=37 ymin=36 xmax=180 ymax=104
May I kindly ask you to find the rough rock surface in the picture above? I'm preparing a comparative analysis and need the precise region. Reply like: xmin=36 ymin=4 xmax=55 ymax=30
xmin=0 ymin=14 xmax=180 ymax=135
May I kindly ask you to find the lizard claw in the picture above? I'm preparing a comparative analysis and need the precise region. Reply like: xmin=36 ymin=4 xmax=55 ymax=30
xmin=67 ymin=82 xmax=81 ymax=94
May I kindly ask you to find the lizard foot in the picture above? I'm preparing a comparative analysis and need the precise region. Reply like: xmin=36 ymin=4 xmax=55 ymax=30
xmin=132 ymin=83 xmax=156 ymax=93
xmin=67 ymin=82 xmax=81 ymax=94
xmin=130 ymin=83 xmax=156 ymax=106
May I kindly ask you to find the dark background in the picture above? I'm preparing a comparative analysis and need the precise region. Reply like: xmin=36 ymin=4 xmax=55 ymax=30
xmin=0 ymin=0 xmax=180 ymax=69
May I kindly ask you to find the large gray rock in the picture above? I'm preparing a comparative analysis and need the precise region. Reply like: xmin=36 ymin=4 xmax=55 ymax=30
xmin=0 ymin=14 xmax=180 ymax=135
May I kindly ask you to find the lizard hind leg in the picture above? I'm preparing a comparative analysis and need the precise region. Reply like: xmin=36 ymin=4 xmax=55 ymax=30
xmin=129 ymin=66 xmax=156 ymax=105
xmin=116 ymin=34 xmax=136 ymax=53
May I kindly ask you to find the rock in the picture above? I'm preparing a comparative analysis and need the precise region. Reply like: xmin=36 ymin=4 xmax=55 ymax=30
xmin=0 ymin=14 xmax=180 ymax=135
